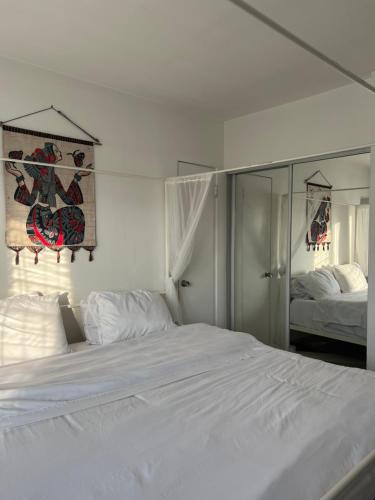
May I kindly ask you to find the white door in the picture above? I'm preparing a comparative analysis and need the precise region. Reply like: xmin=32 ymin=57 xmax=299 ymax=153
xmin=233 ymin=173 xmax=272 ymax=344
xmin=178 ymin=162 xmax=216 ymax=325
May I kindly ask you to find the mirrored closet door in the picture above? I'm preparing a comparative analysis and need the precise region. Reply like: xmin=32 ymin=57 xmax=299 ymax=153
xmin=290 ymin=152 xmax=370 ymax=368
xmin=231 ymin=167 xmax=290 ymax=349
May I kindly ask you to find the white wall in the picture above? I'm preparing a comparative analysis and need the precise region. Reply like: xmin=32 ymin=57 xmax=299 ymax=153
xmin=224 ymin=78 xmax=375 ymax=368
xmin=224 ymin=80 xmax=375 ymax=168
xmin=0 ymin=58 xmax=222 ymax=339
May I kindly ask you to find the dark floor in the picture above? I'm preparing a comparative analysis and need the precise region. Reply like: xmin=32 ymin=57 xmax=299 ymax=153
xmin=290 ymin=330 xmax=366 ymax=369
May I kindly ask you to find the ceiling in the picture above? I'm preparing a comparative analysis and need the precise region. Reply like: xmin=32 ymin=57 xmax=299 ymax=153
xmin=0 ymin=0 xmax=374 ymax=119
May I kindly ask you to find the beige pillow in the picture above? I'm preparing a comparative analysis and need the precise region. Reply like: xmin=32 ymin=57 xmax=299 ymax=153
xmin=0 ymin=293 xmax=69 ymax=366
xmin=333 ymin=263 xmax=367 ymax=293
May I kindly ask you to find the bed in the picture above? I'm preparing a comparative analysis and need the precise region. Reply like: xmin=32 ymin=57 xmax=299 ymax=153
xmin=1 ymin=323 xmax=375 ymax=500
xmin=290 ymin=290 xmax=367 ymax=346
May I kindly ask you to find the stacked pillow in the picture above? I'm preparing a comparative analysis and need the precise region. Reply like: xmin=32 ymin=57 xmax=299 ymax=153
xmin=0 ymin=289 xmax=174 ymax=364
xmin=290 ymin=276 xmax=315 ymax=300
xmin=0 ymin=293 xmax=69 ymax=366
xmin=291 ymin=263 xmax=367 ymax=300
xmin=294 ymin=268 xmax=341 ymax=300
xmin=332 ymin=263 xmax=368 ymax=293
xmin=81 ymin=289 xmax=174 ymax=344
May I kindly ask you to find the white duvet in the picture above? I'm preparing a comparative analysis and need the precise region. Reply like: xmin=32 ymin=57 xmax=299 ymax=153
xmin=1 ymin=324 xmax=375 ymax=500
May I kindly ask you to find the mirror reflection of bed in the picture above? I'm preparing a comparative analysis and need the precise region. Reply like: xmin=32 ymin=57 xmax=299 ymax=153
xmin=290 ymin=153 xmax=370 ymax=368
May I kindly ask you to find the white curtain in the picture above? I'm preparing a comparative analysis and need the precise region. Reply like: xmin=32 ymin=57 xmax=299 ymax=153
xmin=355 ymin=204 xmax=369 ymax=276
xmin=270 ymin=194 xmax=289 ymax=348
xmin=165 ymin=173 xmax=213 ymax=323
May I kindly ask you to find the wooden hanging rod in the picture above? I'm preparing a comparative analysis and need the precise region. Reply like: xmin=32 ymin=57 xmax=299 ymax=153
xmin=304 ymin=169 xmax=332 ymax=188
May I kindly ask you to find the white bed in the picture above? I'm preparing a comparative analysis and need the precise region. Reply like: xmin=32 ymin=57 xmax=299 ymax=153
xmin=1 ymin=323 xmax=375 ymax=500
xmin=290 ymin=290 xmax=367 ymax=345
xmin=70 ymin=340 xmax=96 ymax=352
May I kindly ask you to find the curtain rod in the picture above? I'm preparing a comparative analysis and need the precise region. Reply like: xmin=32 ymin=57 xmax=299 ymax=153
xmin=293 ymin=193 xmax=368 ymax=208
xmin=1 ymin=143 xmax=372 ymax=183
xmin=227 ymin=0 xmax=375 ymax=95
xmin=0 ymin=157 xmax=163 ymax=181
xmin=166 ymin=144 xmax=373 ymax=181
xmin=293 ymin=186 xmax=369 ymax=194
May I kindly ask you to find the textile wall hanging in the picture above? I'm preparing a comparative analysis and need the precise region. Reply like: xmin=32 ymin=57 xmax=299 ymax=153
xmin=305 ymin=181 xmax=332 ymax=252
xmin=3 ymin=125 xmax=96 ymax=264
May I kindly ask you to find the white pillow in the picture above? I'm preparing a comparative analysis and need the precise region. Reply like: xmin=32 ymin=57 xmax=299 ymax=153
xmin=84 ymin=290 xmax=174 ymax=344
xmin=0 ymin=293 xmax=69 ymax=366
xmin=290 ymin=276 xmax=311 ymax=299
xmin=333 ymin=263 xmax=368 ymax=293
xmin=297 ymin=269 xmax=341 ymax=300
xmin=80 ymin=298 xmax=101 ymax=345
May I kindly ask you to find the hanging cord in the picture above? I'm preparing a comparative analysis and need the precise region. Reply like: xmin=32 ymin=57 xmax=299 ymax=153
xmin=53 ymin=107 xmax=102 ymax=145
xmin=227 ymin=0 xmax=375 ymax=95
xmin=0 ymin=105 xmax=102 ymax=145
xmin=304 ymin=169 xmax=332 ymax=188
xmin=0 ymin=106 xmax=53 ymax=126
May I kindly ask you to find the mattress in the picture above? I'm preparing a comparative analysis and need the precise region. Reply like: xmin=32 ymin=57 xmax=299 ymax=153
xmin=1 ymin=324 xmax=375 ymax=500
xmin=290 ymin=291 xmax=367 ymax=342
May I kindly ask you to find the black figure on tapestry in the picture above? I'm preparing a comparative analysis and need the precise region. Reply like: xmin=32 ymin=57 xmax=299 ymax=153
xmin=305 ymin=182 xmax=332 ymax=252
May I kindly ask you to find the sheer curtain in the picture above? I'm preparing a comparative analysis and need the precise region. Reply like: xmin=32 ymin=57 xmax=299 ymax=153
xmin=355 ymin=204 xmax=369 ymax=276
xmin=270 ymin=193 xmax=289 ymax=348
xmin=165 ymin=173 xmax=213 ymax=323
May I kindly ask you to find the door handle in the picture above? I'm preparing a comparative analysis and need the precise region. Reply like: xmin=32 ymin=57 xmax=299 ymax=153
xmin=264 ymin=272 xmax=273 ymax=278
xmin=180 ymin=279 xmax=191 ymax=287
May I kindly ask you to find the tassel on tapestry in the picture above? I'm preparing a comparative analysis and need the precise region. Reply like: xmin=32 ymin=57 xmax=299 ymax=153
xmin=50 ymin=246 xmax=63 ymax=263
xmin=84 ymin=246 xmax=95 ymax=262
xmin=9 ymin=246 xmax=24 ymax=265
xmin=68 ymin=246 xmax=80 ymax=263
xmin=27 ymin=246 xmax=44 ymax=265
xmin=3 ymin=126 xmax=97 ymax=264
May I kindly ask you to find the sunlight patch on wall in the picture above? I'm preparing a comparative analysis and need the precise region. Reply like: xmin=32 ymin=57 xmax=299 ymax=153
xmin=7 ymin=248 xmax=72 ymax=298
xmin=329 ymin=221 xmax=341 ymax=266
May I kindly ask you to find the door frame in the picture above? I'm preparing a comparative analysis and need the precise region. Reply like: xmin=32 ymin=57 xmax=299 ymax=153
xmin=228 ymin=146 xmax=371 ymax=355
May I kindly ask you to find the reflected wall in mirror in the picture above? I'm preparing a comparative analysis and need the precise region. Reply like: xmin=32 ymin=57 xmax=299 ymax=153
xmin=290 ymin=153 xmax=370 ymax=368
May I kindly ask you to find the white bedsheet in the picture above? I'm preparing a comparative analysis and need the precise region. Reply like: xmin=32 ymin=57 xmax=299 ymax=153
xmin=290 ymin=291 xmax=367 ymax=340
xmin=1 ymin=324 xmax=375 ymax=500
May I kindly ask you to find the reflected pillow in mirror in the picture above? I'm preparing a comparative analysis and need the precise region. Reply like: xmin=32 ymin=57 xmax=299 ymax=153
xmin=290 ymin=277 xmax=311 ymax=299
xmin=297 ymin=269 xmax=341 ymax=300
xmin=333 ymin=263 xmax=368 ymax=293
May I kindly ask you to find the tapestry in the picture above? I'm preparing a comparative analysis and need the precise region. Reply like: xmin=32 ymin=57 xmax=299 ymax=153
xmin=3 ymin=125 xmax=96 ymax=264
xmin=305 ymin=182 xmax=332 ymax=251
